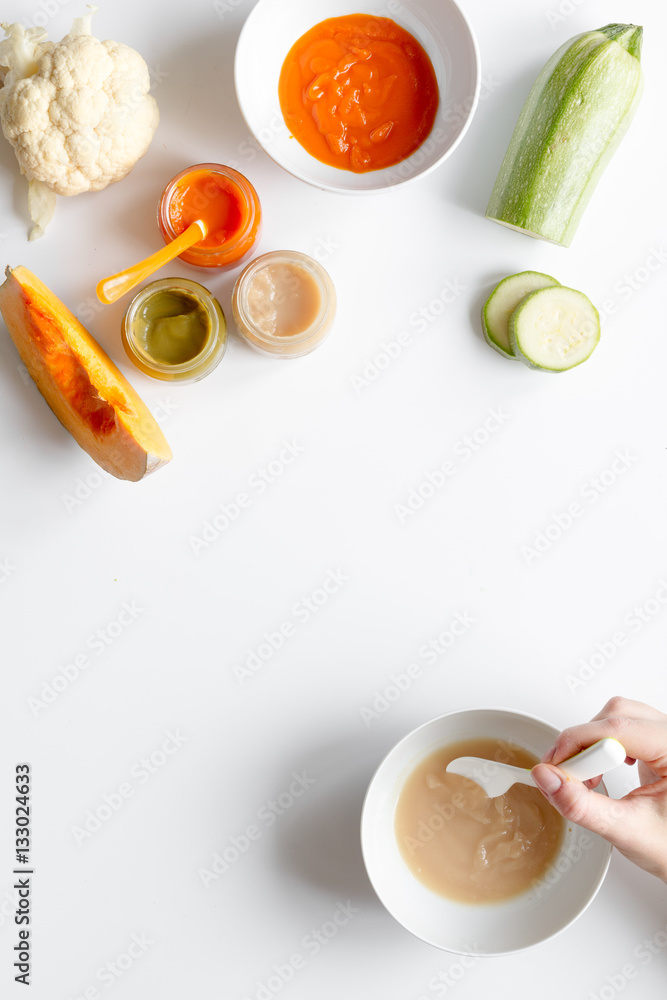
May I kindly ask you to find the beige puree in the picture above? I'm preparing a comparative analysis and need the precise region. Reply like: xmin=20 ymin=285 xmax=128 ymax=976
xmin=245 ymin=261 xmax=322 ymax=337
xmin=395 ymin=738 xmax=565 ymax=904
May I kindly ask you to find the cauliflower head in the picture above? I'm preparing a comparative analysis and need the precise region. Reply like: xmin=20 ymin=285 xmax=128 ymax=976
xmin=0 ymin=7 xmax=159 ymax=238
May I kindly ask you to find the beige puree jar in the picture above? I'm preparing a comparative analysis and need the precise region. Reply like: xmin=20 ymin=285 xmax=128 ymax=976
xmin=232 ymin=250 xmax=336 ymax=358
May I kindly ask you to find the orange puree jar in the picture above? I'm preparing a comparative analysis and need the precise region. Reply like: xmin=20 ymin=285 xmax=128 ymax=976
xmin=158 ymin=163 xmax=261 ymax=269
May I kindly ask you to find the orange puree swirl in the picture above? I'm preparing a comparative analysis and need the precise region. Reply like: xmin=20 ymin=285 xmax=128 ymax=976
xmin=167 ymin=170 xmax=247 ymax=249
xmin=278 ymin=15 xmax=439 ymax=173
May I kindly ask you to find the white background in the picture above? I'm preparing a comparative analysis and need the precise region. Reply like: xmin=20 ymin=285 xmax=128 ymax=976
xmin=1 ymin=0 xmax=666 ymax=998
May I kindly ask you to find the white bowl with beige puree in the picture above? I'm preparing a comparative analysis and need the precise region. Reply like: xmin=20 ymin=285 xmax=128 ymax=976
xmin=361 ymin=708 xmax=612 ymax=955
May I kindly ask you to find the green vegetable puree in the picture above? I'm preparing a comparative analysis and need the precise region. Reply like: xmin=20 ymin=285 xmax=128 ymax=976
xmin=134 ymin=289 xmax=211 ymax=365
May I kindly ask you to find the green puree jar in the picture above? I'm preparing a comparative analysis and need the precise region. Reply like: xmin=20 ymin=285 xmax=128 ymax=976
xmin=122 ymin=278 xmax=226 ymax=382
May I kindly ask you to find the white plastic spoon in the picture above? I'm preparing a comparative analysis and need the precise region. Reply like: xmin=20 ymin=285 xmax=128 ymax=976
xmin=445 ymin=737 xmax=626 ymax=798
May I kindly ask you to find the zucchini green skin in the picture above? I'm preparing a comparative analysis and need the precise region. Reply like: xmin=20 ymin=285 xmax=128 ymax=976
xmin=486 ymin=24 xmax=643 ymax=247
xmin=482 ymin=270 xmax=560 ymax=359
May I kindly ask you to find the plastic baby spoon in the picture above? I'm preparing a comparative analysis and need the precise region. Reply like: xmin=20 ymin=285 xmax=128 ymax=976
xmin=96 ymin=220 xmax=207 ymax=305
xmin=445 ymin=737 xmax=627 ymax=798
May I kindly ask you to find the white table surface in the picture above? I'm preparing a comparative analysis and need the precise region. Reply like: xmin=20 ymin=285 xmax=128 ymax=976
xmin=2 ymin=1 xmax=666 ymax=997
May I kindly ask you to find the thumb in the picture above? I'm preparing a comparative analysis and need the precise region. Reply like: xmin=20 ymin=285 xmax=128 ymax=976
xmin=532 ymin=763 xmax=625 ymax=844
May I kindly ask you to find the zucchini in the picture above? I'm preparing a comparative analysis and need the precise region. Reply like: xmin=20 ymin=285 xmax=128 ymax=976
xmin=486 ymin=24 xmax=643 ymax=247
xmin=482 ymin=270 xmax=560 ymax=359
xmin=509 ymin=285 xmax=600 ymax=372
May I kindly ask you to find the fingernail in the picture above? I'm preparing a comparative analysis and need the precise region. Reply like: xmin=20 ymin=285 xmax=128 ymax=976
xmin=533 ymin=764 xmax=563 ymax=795
xmin=542 ymin=744 xmax=556 ymax=763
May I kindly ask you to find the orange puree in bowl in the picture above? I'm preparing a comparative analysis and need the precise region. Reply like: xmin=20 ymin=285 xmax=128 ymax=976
xmin=279 ymin=14 xmax=439 ymax=173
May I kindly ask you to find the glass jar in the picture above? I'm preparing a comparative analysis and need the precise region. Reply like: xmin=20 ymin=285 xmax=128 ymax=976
xmin=157 ymin=163 xmax=262 ymax=269
xmin=232 ymin=250 xmax=336 ymax=358
xmin=122 ymin=278 xmax=226 ymax=382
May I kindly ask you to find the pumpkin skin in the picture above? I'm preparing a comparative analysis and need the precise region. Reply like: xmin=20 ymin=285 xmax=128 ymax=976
xmin=0 ymin=265 xmax=172 ymax=481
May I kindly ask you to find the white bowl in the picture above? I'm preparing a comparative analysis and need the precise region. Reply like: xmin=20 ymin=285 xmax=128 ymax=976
xmin=361 ymin=709 xmax=612 ymax=956
xmin=234 ymin=0 xmax=481 ymax=193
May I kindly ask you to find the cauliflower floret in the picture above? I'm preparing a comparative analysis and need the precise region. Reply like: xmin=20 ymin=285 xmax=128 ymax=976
xmin=0 ymin=7 xmax=159 ymax=238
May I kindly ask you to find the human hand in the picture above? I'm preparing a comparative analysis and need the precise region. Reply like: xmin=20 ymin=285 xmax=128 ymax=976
xmin=532 ymin=696 xmax=667 ymax=881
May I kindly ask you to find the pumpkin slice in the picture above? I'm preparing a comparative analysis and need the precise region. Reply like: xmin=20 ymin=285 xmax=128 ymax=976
xmin=0 ymin=265 xmax=172 ymax=480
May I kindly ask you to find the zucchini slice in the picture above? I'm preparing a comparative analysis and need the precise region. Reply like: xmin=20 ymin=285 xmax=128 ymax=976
xmin=482 ymin=270 xmax=560 ymax=358
xmin=509 ymin=285 xmax=600 ymax=372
